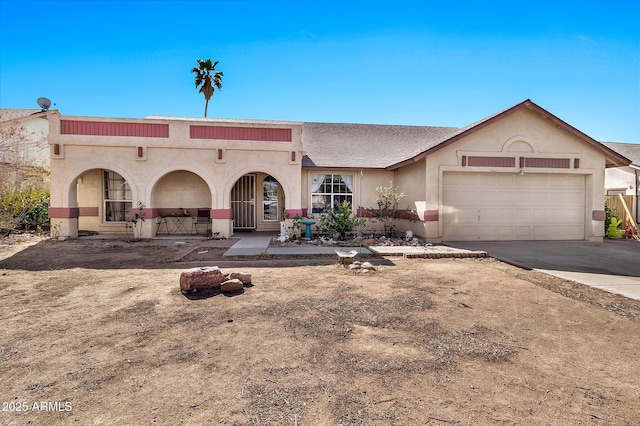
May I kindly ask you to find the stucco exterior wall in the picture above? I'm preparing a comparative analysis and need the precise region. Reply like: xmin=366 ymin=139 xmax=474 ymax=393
xmin=419 ymin=108 xmax=607 ymax=241
xmin=605 ymin=167 xmax=636 ymax=195
xmin=300 ymin=168 xmax=394 ymax=235
xmin=0 ymin=115 xmax=50 ymax=169
xmin=48 ymin=112 xmax=303 ymax=237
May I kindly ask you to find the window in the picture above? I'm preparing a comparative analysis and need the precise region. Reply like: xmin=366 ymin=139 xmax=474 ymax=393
xmin=262 ymin=175 xmax=279 ymax=221
xmin=311 ymin=174 xmax=354 ymax=213
xmin=103 ymin=170 xmax=132 ymax=222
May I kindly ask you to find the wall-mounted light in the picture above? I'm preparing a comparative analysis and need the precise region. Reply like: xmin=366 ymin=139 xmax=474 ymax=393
xmin=519 ymin=168 xmax=525 ymax=175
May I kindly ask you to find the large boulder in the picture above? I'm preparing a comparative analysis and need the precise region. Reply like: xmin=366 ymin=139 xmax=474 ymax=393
xmin=180 ymin=266 xmax=226 ymax=292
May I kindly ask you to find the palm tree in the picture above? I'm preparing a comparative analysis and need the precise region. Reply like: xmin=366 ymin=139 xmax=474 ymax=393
xmin=191 ymin=59 xmax=223 ymax=118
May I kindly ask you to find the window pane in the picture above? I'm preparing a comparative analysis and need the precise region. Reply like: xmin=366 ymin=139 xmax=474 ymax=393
xmin=262 ymin=176 xmax=279 ymax=221
xmin=104 ymin=170 xmax=132 ymax=221
xmin=312 ymin=195 xmax=330 ymax=213
xmin=333 ymin=194 xmax=353 ymax=208
xmin=105 ymin=201 xmax=132 ymax=222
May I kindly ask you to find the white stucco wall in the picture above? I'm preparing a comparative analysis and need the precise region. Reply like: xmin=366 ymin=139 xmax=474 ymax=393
xmin=0 ymin=114 xmax=50 ymax=169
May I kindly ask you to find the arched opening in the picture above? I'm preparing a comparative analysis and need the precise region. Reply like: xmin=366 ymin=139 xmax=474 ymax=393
xmin=151 ymin=170 xmax=211 ymax=213
xmin=231 ymin=173 xmax=283 ymax=231
xmin=73 ymin=167 xmax=137 ymax=233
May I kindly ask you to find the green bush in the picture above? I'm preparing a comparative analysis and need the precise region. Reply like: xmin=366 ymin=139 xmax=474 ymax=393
xmin=317 ymin=200 xmax=365 ymax=241
xmin=0 ymin=188 xmax=50 ymax=231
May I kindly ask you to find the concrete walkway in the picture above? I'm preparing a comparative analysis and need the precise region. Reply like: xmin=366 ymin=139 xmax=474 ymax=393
xmin=223 ymin=232 xmax=371 ymax=257
xmin=223 ymin=232 xmax=488 ymax=258
xmin=223 ymin=233 xmax=274 ymax=256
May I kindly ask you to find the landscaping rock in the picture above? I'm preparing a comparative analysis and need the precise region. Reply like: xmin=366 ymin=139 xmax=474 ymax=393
xmin=227 ymin=272 xmax=252 ymax=285
xmin=361 ymin=262 xmax=376 ymax=271
xmin=180 ymin=266 xmax=226 ymax=292
xmin=220 ymin=279 xmax=244 ymax=293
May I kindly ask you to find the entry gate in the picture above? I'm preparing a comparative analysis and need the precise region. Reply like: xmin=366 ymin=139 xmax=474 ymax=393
xmin=231 ymin=174 xmax=256 ymax=229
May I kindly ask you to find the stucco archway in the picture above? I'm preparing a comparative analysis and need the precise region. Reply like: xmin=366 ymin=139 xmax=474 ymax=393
xmin=230 ymin=172 xmax=286 ymax=232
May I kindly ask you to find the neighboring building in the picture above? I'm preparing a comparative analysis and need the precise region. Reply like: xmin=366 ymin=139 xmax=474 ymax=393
xmin=0 ymin=108 xmax=51 ymax=169
xmin=602 ymin=142 xmax=640 ymax=223
xmin=47 ymin=99 xmax=630 ymax=241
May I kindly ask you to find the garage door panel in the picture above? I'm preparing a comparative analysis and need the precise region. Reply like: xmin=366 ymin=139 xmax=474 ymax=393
xmin=514 ymin=209 xmax=532 ymax=222
xmin=515 ymin=226 xmax=533 ymax=238
xmin=442 ymin=172 xmax=585 ymax=241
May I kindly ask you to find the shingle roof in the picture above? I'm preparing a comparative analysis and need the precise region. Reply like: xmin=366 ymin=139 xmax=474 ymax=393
xmin=602 ymin=142 xmax=640 ymax=166
xmin=0 ymin=108 xmax=46 ymax=123
xmin=301 ymin=122 xmax=459 ymax=168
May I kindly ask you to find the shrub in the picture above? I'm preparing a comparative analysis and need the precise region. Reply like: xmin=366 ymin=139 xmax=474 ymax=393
xmin=368 ymin=182 xmax=407 ymax=237
xmin=0 ymin=188 xmax=50 ymax=231
xmin=317 ymin=201 xmax=365 ymax=241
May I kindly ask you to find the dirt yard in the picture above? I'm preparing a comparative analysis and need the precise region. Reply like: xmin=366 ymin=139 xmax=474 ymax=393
xmin=1 ymin=234 xmax=639 ymax=425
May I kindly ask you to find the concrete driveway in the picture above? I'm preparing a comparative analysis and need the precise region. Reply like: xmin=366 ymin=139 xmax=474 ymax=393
xmin=447 ymin=239 xmax=640 ymax=301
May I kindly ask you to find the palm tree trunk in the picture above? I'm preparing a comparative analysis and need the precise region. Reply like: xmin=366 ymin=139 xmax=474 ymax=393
xmin=204 ymin=98 xmax=209 ymax=118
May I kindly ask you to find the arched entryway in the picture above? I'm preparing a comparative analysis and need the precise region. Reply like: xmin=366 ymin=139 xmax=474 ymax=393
xmin=231 ymin=173 xmax=284 ymax=231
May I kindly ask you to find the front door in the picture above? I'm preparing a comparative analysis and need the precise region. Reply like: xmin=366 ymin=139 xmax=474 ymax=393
xmin=231 ymin=174 xmax=256 ymax=229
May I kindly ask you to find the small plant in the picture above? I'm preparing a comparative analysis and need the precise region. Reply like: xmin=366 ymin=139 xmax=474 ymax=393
xmin=125 ymin=202 xmax=146 ymax=241
xmin=50 ymin=221 xmax=62 ymax=239
xmin=0 ymin=188 xmax=50 ymax=232
xmin=286 ymin=213 xmax=303 ymax=239
xmin=317 ymin=201 xmax=365 ymax=241
xmin=368 ymin=182 xmax=406 ymax=237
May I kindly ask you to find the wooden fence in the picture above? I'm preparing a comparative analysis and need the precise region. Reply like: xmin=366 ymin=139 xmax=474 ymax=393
xmin=605 ymin=195 xmax=634 ymax=226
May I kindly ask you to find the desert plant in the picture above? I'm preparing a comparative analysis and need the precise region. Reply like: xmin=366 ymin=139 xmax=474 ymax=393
xmin=317 ymin=200 xmax=365 ymax=241
xmin=604 ymin=204 xmax=617 ymax=234
xmin=369 ymin=182 xmax=406 ymax=236
xmin=0 ymin=188 xmax=50 ymax=232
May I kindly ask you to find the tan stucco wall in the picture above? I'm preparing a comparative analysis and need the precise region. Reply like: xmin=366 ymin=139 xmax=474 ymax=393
xmin=48 ymin=113 xmax=303 ymax=237
xmin=300 ymin=168 xmax=395 ymax=235
xmin=415 ymin=108 xmax=607 ymax=241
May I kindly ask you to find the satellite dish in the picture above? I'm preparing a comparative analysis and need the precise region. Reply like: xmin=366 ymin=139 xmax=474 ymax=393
xmin=37 ymin=97 xmax=51 ymax=111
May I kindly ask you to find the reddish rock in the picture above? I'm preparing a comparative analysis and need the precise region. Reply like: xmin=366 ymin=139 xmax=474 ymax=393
xmin=220 ymin=279 xmax=244 ymax=293
xmin=228 ymin=272 xmax=252 ymax=285
xmin=180 ymin=266 xmax=226 ymax=292
xmin=362 ymin=238 xmax=376 ymax=245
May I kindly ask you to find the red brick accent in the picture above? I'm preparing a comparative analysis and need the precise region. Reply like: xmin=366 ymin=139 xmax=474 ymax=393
xmin=291 ymin=151 xmax=296 ymax=162
xmin=78 ymin=207 xmax=99 ymax=217
xmin=53 ymin=144 xmax=60 ymax=155
xmin=423 ymin=210 xmax=439 ymax=221
xmin=574 ymin=158 xmax=580 ymax=169
xmin=211 ymin=209 xmax=232 ymax=219
xmin=137 ymin=146 xmax=144 ymax=157
xmin=61 ymin=120 xmax=169 ymax=137
xmin=285 ymin=209 xmax=304 ymax=217
xmin=49 ymin=207 xmax=79 ymax=218
xmin=190 ymin=126 xmax=292 ymax=142
xmin=468 ymin=156 xmax=516 ymax=167
xmin=217 ymin=149 xmax=223 ymax=160
xmin=592 ymin=210 xmax=606 ymax=221
xmin=523 ymin=157 xmax=570 ymax=168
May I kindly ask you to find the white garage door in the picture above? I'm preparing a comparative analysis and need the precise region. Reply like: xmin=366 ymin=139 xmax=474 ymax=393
xmin=442 ymin=172 xmax=585 ymax=241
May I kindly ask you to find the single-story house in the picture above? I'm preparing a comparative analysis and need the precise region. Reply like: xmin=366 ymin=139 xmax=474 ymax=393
xmin=602 ymin=142 xmax=640 ymax=223
xmin=47 ymin=99 xmax=630 ymax=241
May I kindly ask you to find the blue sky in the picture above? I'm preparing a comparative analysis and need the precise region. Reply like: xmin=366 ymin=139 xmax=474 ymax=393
xmin=1 ymin=0 xmax=639 ymax=143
